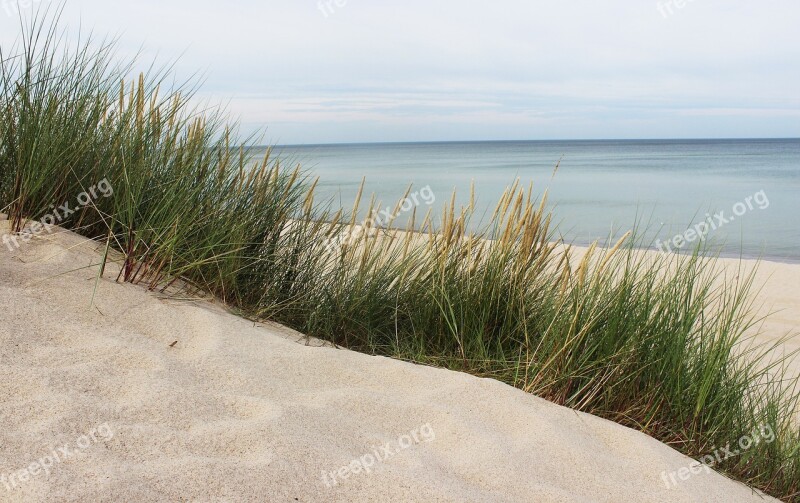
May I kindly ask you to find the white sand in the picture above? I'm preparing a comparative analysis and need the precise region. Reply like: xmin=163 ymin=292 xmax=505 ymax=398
xmin=0 ymin=223 xmax=794 ymax=502
xmin=745 ymin=258 xmax=800 ymax=381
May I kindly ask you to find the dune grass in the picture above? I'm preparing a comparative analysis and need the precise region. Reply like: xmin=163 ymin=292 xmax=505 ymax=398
xmin=1 ymin=10 xmax=799 ymax=501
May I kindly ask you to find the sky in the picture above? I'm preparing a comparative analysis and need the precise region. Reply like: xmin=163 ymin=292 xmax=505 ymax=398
xmin=1 ymin=0 xmax=799 ymax=144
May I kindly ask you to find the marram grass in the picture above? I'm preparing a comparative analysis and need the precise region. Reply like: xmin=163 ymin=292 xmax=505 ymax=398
xmin=1 ymin=10 xmax=799 ymax=501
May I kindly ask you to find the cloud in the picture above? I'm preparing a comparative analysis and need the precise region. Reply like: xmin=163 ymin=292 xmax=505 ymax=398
xmin=1 ymin=0 xmax=798 ymax=142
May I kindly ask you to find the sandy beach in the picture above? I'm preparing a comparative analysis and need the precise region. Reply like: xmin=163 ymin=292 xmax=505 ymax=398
xmin=2 ymin=2 xmax=799 ymax=500
xmin=1 ymin=222 xmax=795 ymax=501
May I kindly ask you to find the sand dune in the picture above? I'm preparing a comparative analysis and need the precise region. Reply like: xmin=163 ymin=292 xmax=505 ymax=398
xmin=0 ymin=223 xmax=791 ymax=502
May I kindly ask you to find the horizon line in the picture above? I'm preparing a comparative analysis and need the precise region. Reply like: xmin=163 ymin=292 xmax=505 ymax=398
xmin=265 ymin=137 xmax=800 ymax=148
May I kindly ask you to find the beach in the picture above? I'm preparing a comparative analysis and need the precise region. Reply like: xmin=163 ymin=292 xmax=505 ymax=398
xmin=1 ymin=217 xmax=795 ymax=502
xmin=2 ymin=7 xmax=799 ymax=499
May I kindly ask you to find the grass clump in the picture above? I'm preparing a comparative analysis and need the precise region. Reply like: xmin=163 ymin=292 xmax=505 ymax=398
xmin=1 ymin=9 xmax=799 ymax=501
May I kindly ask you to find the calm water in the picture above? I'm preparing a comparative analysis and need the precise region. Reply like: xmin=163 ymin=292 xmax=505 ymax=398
xmin=263 ymin=139 xmax=800 ymax=262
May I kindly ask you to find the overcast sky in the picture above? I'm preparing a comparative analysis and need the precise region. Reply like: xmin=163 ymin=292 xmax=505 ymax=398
xmin=1 ymin=0 xmax=799 ymax=144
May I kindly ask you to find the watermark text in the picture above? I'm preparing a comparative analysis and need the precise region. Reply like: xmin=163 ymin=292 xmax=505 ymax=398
xmin=1 ymin=423 xmax=114 ymax=492
xmin=322 ymin=423 xmax=435 ymax=488
xmin=655 ymin=190 xmax=769 ymax=254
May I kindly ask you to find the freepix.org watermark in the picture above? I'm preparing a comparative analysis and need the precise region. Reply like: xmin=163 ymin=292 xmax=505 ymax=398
xmin=657 ymin=0 xmax=700 ymax=18
xmin=2 ymin=178 xmax=114 ymax=253
xmin=655 ymin=190 xmax=769 ymax=254
xmin=321 ymin=423 xmax=436 ymax=488
xmin=661 ymin=423 xmax=775 ymax=488
xmin=317 ymin=0 xmax=347 ymax=18
xmin=1 ymin=423 xmax=114 ymax=492
xmin=1 ymin=0 xmax=45 ymax=17
xmin=324 ymin=185 xmax=435 ymax=252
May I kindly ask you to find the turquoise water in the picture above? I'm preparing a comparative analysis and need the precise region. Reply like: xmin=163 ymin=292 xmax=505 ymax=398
xmin=265 ymin=139 xmax=800 ymax=262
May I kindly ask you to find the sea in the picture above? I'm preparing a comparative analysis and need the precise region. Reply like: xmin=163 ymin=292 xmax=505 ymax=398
xmin=261 ymin=139 xmax=800 ymax=262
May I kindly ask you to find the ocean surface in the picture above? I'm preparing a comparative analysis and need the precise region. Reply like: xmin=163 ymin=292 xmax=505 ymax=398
xmin=262 ymin=139 xmax=800 ymax=262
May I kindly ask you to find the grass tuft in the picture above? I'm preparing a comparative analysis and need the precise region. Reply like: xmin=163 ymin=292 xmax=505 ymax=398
xmin=2 ymin=9 xmax=799 ymax=501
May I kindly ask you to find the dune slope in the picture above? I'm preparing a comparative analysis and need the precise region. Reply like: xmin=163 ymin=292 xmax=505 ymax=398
xmin=0 ymin=224 xmax=782 ymax=502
